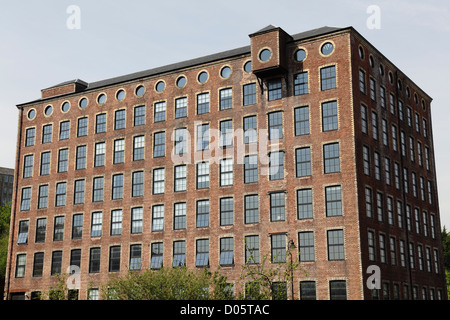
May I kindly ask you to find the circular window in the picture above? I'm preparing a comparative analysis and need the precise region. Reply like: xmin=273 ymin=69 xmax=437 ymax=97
xmin=61 ymin=102 xmax=70 ymax=113
xmin=220 ymin=66 xmax=231 ymax=78
xmin=176 ymin=76 xmax=186 ymax=88
xmin=97 ymin=93 xmax=107 ymax=105
xmin=44 ymin=105 xmax=53 ymax=116
xmin=116 ymin=90 xmax=125 ymax=101
xmin=244 ymin=61 xmax=252 ymax=73
xmin=28 ymin=109 xmax=36 ymax=120
xmin=295 ymin=49 xmax=306 ymax=62
xmin=198 ymin=72 xmax=208 ymax=84
xmin=136 ymin=85 xmax=145 ymax=97
xmin=79 ymin=98 xmax=88 ymax=109
xmin=156 ymin=81 xmax=165 ymax=92
xmin=259 ymin=49 xmax=272 ymax=62
xmin=321 ymin=42 xmax=334 ymax=55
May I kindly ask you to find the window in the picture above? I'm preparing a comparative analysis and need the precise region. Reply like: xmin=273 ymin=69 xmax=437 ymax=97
xmin=70 ymin=249 xmax=81 ymax=271
xmin=59 ymin=121 xmax=70 ymax=140
xmin=133 ymin=136 xmax=145 ymax=161
xmin=153 ymin=132 xmax=165 ymax=157
xmin=297 ymin=189 xmax=313 ymax=219
xmin=390 ymin=237 xmax=397 ymax=266
xmin=372 ymin=112 xmax=378 ymax=140
xmin=220 ymin=158 xmax=233 ymax=186
xmin=25 ymin=127 xmax=35 ymax=147
xmin=23 ymin=155 xmax=33 ymax=178
xmin=53 ymin=216 xmax=65 ymax=241
xmin=152 ymin=168 xmax=165 ymax=194
xmin=322 ymin=101 xmax=338 ymax=131
xmin=220 ymin=238 xmax=234 ymax=266
xmin=244 ymin=195 xmax=259 ymax=224
xmin=132 ymin=171 xmax=144 ymax=197
xmin=243 ymin=83 xmax=257 ymax=105
xmin=51 ymin=251 xmax=62 ymax=275
xmin=134 ymin=106 xmax=145 ymax=126
xmin=300 ymin=281 xmax=316 ymax=300
xmin=380 ymin=87 xmax=386 ymax=108
xmin=268 ymin=111 xmax=283 ymax=140
xmin=392 ymin=125 xmax=398 ymax=152
xmin=370 ymin=78 xmax=376 ymax=101
xmin=110 ymin=209 xmax=122 ymax=236
xmin=35 ymin=218 xmax=46 ymax=243
xmin=109 ymin=246 xmax=121 ymax=272
xmin=268 ymin=79 xmax=282 ymax=101
xmin=374 ymin=152 xmax=381 ymax=181
xmin=220 ymin=119 xmax=233 ymax=147
xmin=129 ymin=245 xmax=142 ymax=271
xmin=361 ymin=105 xmax=367 ymax=134
xmin=112 ymin=174 xmax=123 ymax=200
xmin=55 ymin=182 xmax=67 ymax=207
xmin=17 ymin=220 xmax=28 ymax=244
xmin=96 ymin=113 xmax=106 ymax=133
xmin=196 ymin=200 xmax=209 ymax=228
xmin=376 ymin=192 xmax=384 ymax=222
xmin=131 ymin=207 xmax=143 ymax=234
xmin=298 ymin=231 xmax=315 ymax=262
xmin=91 ymin=212 xmax=102 ymax=237
xmin=325 ymin=186 xmax=342 ymax=217
xmin=58 ymin=149 xmax=68 ymax=173
xmin=269 ymin=152 xmax=284 ymax=180
xmin=271 ymin=234 xmax=286 ymax=263
xmin=40 ymin=152 xmax=51 ymax=176
xmin=359 ymin=69 xmax=366 ymax=93
xmin=73 ymin=179 xmax=85 ymax=205
xmin=244 ymin=155 xmax=258 ymax=183
xmin=365 ymin=188 xmax=373 ymax=218
xmin=294 ymin=106 xmax=309 ymax=135
xmin=196 ymin=162 xmax=209 ymax=189
xmin=382 ymin=119 xmax=388 ymax=146
xmin=324 ymin=143 xmax=340 ymax=173
xmin=196 ymin=239 xmax=209 ymax=267
xmin=42 ymin=124 xmax=53 ymax=143
xmin=294 ymin=72 xmax=308 ymax=95
xmin=245 ymin=235 xmax=259 ymax=264
xmin=327 ymin=229 xmax=344 ymax=260
xmin=368 ymin=231 xmax=376 ymax=261
xmin=20 ymin=187 xmax=31 ymax=211
xmin=220 ymin=197 xmax=233 ymax=226
xmin=89 ymin=248 xmax=101 ymax=273
xmin=151 ymin=243 xmax=163 ymax=269
xmin=330 ymin=281 xmax=347 ymax=300
xmin=114 ymin=110 xmax=126 ymax=130
xmin=379 ymin=234 xmax=386 ymax=263
xmin=173 ymin=241 xmax=186 ymax=267
xmin=175 ymin=97 xmax=187 ymax=118
xmin=174 ymin=128 xmax=187 ymax=155
xmin=152 ymin=205 xmax=164 ymax=231
xmin=76 ymin=146 xmax=86 ymax=170
xmin=220 ymin=88 xmax=232 ymax=110
xmin=295 ymin=147 xmax=311 ymax=177
xmin=197 ymin=93 xmax=210 ymax=114
xmin=154 ymin=101 xmax=166 ymax=122
xmin=174 ymin=165 xmax=187 ymax=192
xmin=95 ymin=142 xmax=105 ymax=167
xmin=113 ymin=139 xmax=125 ymax=164
xmin=243 ymin=115 xmax=257 ymax=144
xmin=320 ymin=66 xmax=336 ymax=90
xmin=174 ymin=202 xmax=186 ymax=230
xmin=92 ymin=177 xmax=104 ymax=202
xmin=197 ymin=123 xmax=209 ymax=151
xmin=270 ymin=192 xmax=285 ymax=221
xmin=77 ymin=118 xmax=87 ymax=137
xmin=72 ymin=214 xmax=83 ymax=239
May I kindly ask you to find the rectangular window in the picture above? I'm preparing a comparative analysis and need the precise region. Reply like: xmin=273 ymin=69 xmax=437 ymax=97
xmin=271 ymin=234 xmax=286 ymax=263
xmin=95 ymin=142 xmax=105 ymax=167
xmin=376 ymin=192 xmax=384 ymax=222
xmin=173 ymin=241 xmax=186 ymax=267
xmin=112 ymin=174 xmax=123 ymax=200
xmin=91 ymin=212 xmax=102 ymax=237
xmin=220 ymin=197 xmax=233 ymax=226
xmin=17 ymin=220 xmax=28 ymax=244
xmin=379 ymin=234 xmax=386 ymax=263
xmin=73 ymin=179 xmax=85 ymax=205
xmin=244 ymin=195 xmax=259 ymax=224
xmin=197 ymin=93 xmax=210 ymax=114
xmin=359 ymin=69 xmax=366 ymax=94
xmin=23 ymin=155 xmax=33 ymax=178
xmin=96 ymin=113 xmax=106 ymax=133
xmin=387 ymin=197 xmax=394 ymax=225
xmin=174 ymin=202 xmax=186 ymax=230
xmin=40 ymin=152 xmax=51 ymax=176
xmin=374 ymin=152 xmax=381 ymax=181
xmin=51 ymin=251 xmax=62 ymax=276
xmin=220 ymin=158 xmax=233 ymax=186
xmin=151 ymin=243 xmax=163 ymax=269
xmin=243 ymin=115 xmax=257 ymax=144
xmin=365 ymin=187 xmax=373 ymax=218
xmin=370 ymin=78 xmax=376 ymax=101
xmin=325 ymin=186 xmax=342 ymax=217
xmin=196 ymin=161 xmax=210 ymax=189
xmin=174 ymin=128 xmax=187 ymax=155
xmin=76 ymin=145 xmax=86 ymax=170
xmin=322 ymin=101 xmax=338 ymax=131
xmin=243 ymin=83 xmax=257 ymax=105
xmin=132 ymin=171 xmax=144 ymax=197
xmin=245 ymin=235 xmax=259 ymax=264
xmin=363 ymin=146 xmax=370 ymax=176
xmin=385 ymin=157 xmax=391 ymax=185
xmin=295 ymin=147 xmax=311 ymax=177
xmin=152 ymin=168 xmax=165 ymax=194
xmin=300 ymin=281 xmax=317 ymax=300
xmin=390 ymin=237 xmax=397 ymax=265
xmin=77 ymin=118 xmax=87 ymax=137
xmin=133 ymin=135 xmax=145 ymax=161
xmin=269 ymin=151 xmax=284 ymax=180
xmin=219 ymin=238 xmax=234 ymax=266
xmin=72 ymin=214 xmax=83 ymax=239
xmin=153 ymin=131 xmax=165 ymax=157
xmin=380 ymin=87 xmax=386 ymax=108
xmin=327 ymin=229 xmax=344 ymax=260
xmin=129 ymin=244 xmax=142 ymax=271
xmin=197 ymin=123 xmax=209 ymax=151
xmin=134 ymin=106 xmax=146 ymax=126
xmin=43 ymin=124 xmax=53 ymax=143
xmin=298 ymin=231 xmax=315 ymax=262
xmin=58 ymin=149 xmax=68 ymax=173
xmin=113 ymin=139 xmax=125 ymax=164
xmin=109 ymin=246 xmax=121 ymax=272
xmin=152 ymin=205 xmax=164 ymax=232
xmin=324 ymin=143 xmax=340 ymax=173
xmin=330 ymin=281 xmax=347 ymax=300
xmin=174 ymin=165 xmax=187 ymax=192
xmin=195 ymin=239 xmax=209 ymax=267
xmin=25 ymin=128 xmax=35 ymax=147
xmin=320 ymin=66 xmax=336 ymax=90
xmin=268 ymin=111 xmax=283 ymax=140
xmin=220 ymin=119 xmax=233 ymax=147
xmin=196 ymin=200 xmax=209 ymax=228
xmin=294 ymin=106 xmax=310 ymax=135
xmin=270 ymin=192 xmax=285 ymax=221
xmin=114 ymin=110 xmax=126 ymax=130
xmin=70 ymin=249 xmax=81 ymax=270
xmin=59 ymin=121 xmax=70 ymax=140
xmin=92 ymin=177 xmax=104 ymax=202
xmin=220 ymin=88 xmax=232 ymax=110
xmin=372 ymin=112 xmax=378 ymax=140
xmin=131 ymin=207 xmax=143 ymax=234
xmin=89 ymin=248 xmax=101 ymax=273
xmin=294 ymin=72 xmax=308 ymax=95
xmin=110 ymin=209 xmax=123 ymax=236
xmin=55 ymin=182 xmax=66 ymax=207
xmin=244 ymin=155 xmax=258 ymax=183
xmin=53 ymin=216 xmax=65 ymax=241
xmin=35 ymin=218 xmax=46 ymax=243
xmin=175 ymin=97 xmax=187 ymax=118
xmin=20 ymin=187 xmax=31 ymax=211
xmin=154 ymin=101 xmax=166 ymax=122
xmin=297 ymin=188 xmax=313 ymax=219
xmin=268 ymin=78 xmax=282 ymax=101
xmin=382 ymin=119 xmax=388 ymax=146
xmin=368 ymin=230 xmax=376 ymax=261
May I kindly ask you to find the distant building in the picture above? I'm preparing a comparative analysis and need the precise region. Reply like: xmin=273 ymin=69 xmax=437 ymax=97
xmin=4 ymin=25 xmax=448 ymax=300
xmin=0 ymin=167 xmax=14 ymax=207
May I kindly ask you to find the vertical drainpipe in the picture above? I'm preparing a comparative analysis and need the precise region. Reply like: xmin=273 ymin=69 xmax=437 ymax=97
xmin=5 ymin=106 xmax=23 ymax=300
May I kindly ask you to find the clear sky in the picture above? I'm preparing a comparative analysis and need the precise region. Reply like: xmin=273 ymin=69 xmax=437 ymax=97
xmin=1 ymin=0 xmax=449 ymax=229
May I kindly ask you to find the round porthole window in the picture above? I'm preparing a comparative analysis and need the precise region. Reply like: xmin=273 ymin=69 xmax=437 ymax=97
xmin=259 ymin=49 xmax=272 ymax=62
xmin=79 ymin=98 xmax=88 ymax=109
xmin=244 ymin=61 xmax=252 ymax=73
xmin=198 ymin=72 xmax=208 ymax=84
xmin=156 ymin=81 xmax=165 ymax=92
xmin=116 ymin=90 xmax=125 ymax=101
xmin=28 ymin=109 xmax=36 ymax=120
xmin=97 ymin=93 xmax=107 ymax=105
xmin=176 ymin=76 xmax=186 ymax=88
xmin=295 ymin=49 xmax=306 ymax=62
xmin=321 ymin=42 xmax=334 ymax=55
xmin=61 ymin=102 xmax=70 ymax=113
xmin=220 ymin=66 xmax=231 ymax=78
xmin=136 ymin=85 xmax=145 ymax=97
xmin=44 ymin=105 xmax=53 ymax=116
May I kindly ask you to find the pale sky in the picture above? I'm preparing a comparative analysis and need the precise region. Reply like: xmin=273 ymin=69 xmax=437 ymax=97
xmin=1 ymin=0 xmax=449 ymax=229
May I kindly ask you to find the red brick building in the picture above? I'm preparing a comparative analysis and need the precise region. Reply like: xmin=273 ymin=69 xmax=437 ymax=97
xmin=4 ymin=25 xmax=447 ymax=300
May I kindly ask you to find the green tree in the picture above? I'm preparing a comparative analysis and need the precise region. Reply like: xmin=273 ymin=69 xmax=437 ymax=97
xmin=0 ymin=202 xmax=12 ymax=299
xmin=442 ymin=226 xmax=450 ymax=295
